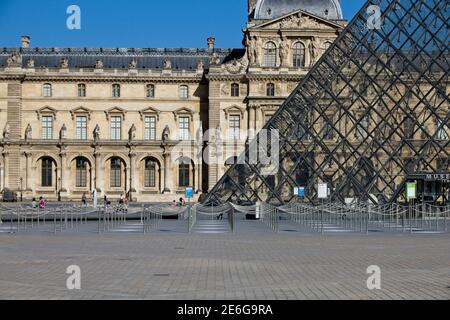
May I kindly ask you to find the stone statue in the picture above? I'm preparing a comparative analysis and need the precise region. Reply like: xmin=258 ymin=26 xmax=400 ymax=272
xmin=95 ymin=59 xmax=104 ymax=69
xmin=27 ymin=58 xmax=35 ymax=68
xmin=60 ymin=124 xmax=67 ymax=140
xmin=128 ymin=124 xmax=136 ymax=143
xmin=25 ymin=124 xmax=32 ymax=141
xmin=3 ymin=123 xmax=10 ymax=140
xmin=247 ymin=36 xmax=258 ymax=66
xmin=162 ymin=125 xmax=171 ymax=143
xmin=279 ymin=37 xmax=289 ymax=67
xmin=195 ymin=121 xmax=203 ymax=146
xmin=6 ymin=51 xmax=22 ymax=67
xmin=61 ymin=57 xmax=69 ymax=68
xmin=129 ymin=59 xmax=137 ymax=69
xmin=163 ymin=59 xmax=172 ymax=69
xmin=93 ymin=124 xmax=100 ymax=143
xmin=209 ymin=52 xmax=221 ymax=65
xmin=309 ymin=37 xmax=320 ymax=66
xmin=197 ymin=60 xmax=204 ymax=71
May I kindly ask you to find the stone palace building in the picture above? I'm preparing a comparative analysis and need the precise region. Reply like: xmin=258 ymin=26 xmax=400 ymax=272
xmin=0 ymin=0 xmax=346 ymax=202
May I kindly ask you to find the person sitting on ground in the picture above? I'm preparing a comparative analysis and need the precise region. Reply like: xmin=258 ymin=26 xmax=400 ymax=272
xmin=38 ymin=197 xmax=46 ymax=209
xmin=31 ymin=198 xmax=37 ymax=209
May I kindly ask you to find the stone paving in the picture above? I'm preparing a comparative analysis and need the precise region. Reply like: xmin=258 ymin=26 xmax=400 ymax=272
xmin=0 ymin=228 xmax=449 ymax=300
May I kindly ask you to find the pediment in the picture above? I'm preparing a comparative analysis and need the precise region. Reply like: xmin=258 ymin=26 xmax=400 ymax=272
xmin=36 ymin=106 xmax=57 ymax=119
xmin=139 ymin=107 xmax=161 ymax=120
xmin=105 ymin=107 xmax=127 ymax=120
xmin=70 ymin=106 xmax=92 ymax=120
xmin=173 ymin=107 xmax=194 ymax=121
xmin=249 ymin=9 xmax=343 ymax=31
xmin=224 ymin=105 xmax=245 ymax=119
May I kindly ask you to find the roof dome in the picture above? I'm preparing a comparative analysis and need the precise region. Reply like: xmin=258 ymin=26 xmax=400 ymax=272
xmin=254 ymin=0 xmax=343 ymax=20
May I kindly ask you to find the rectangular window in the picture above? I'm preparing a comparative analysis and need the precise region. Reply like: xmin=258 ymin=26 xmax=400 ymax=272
xmin=76 ymin=116 xmax=87 ymax=140
xmin=145 ymin=116 xmax=156 ymax=140
xmin=42 ymin=116 xmax=53 ymax=140
xmin=179 ymin=117 xmax=190 ymax=140
xmin=111 ymin=116 xmax=122 ymax=140
xmin=229 ymin=115 xmax=240 ymax=140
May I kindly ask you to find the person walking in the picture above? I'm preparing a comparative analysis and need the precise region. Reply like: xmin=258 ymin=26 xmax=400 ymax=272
xmin=81 ymin=193 xmax=87 ymax=205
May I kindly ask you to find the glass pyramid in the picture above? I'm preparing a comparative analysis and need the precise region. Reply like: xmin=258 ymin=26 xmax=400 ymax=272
xmin=206 ymin=0 xmax=449 ymax=205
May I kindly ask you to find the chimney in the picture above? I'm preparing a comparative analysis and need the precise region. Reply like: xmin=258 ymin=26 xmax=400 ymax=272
xmin=207 ymin=36 xmax=215 ymax=50
xmin=21 ymin=36 xmax=30 ymax=48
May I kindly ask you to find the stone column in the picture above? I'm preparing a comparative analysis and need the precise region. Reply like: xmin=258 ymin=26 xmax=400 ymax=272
xmin=94 ymin=151 xmax=103 ymax=193
xmin=25 ymin=152 xmax=32 ymax=190
xmin=129 ymin=152 xmax=137 ymax=199
xmin=249 ymin=105 xmax=256 ymax=140
xmin=60 ymin=150 xmax=69 ymax=193
xmin=2 ymin=151 xmax=9 ymax=189
xmin=162 ymin=147 xmax=171 ymax=193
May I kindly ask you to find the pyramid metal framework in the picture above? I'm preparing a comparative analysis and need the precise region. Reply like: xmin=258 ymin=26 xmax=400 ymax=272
xmin=206 ymin=0 xmax=450 ymax=205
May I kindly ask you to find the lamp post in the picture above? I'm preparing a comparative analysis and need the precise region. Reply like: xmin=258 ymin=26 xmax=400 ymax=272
xmin=58 ymin=177 xmax=61 ymax=202
xmin=19 ymin=177 xmax=23 ymax=202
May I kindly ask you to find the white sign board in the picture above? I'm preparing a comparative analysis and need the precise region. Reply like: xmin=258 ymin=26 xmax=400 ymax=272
xmin=318 ymin=183 xmax=328 ymax=199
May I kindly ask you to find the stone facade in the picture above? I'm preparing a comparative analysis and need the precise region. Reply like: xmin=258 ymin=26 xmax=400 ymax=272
xmin=0 ymin=1 xmax=345 ymax=202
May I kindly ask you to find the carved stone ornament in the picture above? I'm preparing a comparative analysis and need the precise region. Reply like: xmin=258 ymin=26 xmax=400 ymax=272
xmin=162 ymin=125 xmax=171 ymax=143
xmin=209 ymin=52 xmax=221 ymax=65
xmin=27 ymin=58 xmax=35 ymax=68
xmin=276 ymin=12 xmax=322 ymax=30
xmin=95 ymin=59 xmax=104 ymax=69
xmin=163 ymin=59 xmax=172 ymax=69
xmin=6 ymin=51 xmax=22 ymax=67
xmin=129 ymin=59 xmax=137 ymax=69
xmin=61 ymin=57 xmax=69 ymax=68
xmin=3 ymin=123 xmax=10 ymax=140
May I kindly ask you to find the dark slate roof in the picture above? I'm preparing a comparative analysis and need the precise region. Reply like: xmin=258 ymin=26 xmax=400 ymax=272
xmin=0 ymin=48 xmax=246 ymax=70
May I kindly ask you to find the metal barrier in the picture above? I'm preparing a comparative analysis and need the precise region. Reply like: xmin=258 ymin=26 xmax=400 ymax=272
xmin=259 ymin=202 xmax=279 ymax=233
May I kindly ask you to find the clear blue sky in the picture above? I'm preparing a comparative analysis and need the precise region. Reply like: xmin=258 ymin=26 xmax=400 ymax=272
xmin=0 ymin=0 xmax=366 ymax=48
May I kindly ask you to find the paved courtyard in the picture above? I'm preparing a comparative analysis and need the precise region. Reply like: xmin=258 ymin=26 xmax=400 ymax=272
xmin=0 ymin=230 xmax=449 ymax=300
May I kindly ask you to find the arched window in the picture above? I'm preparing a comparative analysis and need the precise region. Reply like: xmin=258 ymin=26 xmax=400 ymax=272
xmin=266 ymin=83 xmax=275 ymax=96
xmin=144 ymin=159 xmax=156 ymax=188
xmin=78 ymin=83 xmax=86 ymax=97
xmin=292 ymin=42 xmax=306 ymax=67
xmin=231 ymin=83 xmax=240 ymax=97
xmin=43 ymin=83 xmax=52 ymax=97
xmin=112 ymin=84 xmax=121 ymax=98
xmin=146 ymin=84 xmax=155 ymax=98
xmin=178 ymin=158 xmax=191 ymax=187
xmin=179 ymin=85 xmax=188 ymax=99
xmin=263 ymin=42 xmax=277 ymax=67
xmin=76 ymin=158 xmax=88 ymax=188
xmin=41 ymin=157 xmax=53 ymax=187
xmin=110 ymin=158 xmax=122 ymax=188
